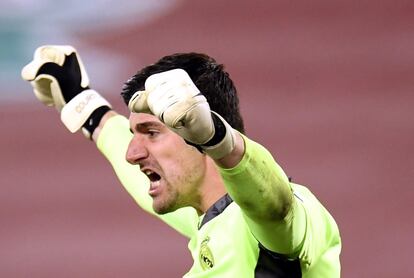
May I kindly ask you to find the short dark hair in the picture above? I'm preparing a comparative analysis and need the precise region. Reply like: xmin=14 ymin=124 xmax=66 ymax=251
xmin=121 ymin=53 xmax=245 ymax=133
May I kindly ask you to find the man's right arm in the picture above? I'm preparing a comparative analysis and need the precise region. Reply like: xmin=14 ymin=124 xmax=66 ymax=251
xmin=91 ymin=110 xmax=117 ymax=142
xmin=22 ymin=45 xmax=198 ymax=238
xmin=21 ymin=45 xmax=112 ymax=139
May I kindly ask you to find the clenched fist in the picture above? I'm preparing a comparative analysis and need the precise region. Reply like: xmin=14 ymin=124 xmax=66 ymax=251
xmin=22 ymin=45 xmax=111 ymax=137
xmin=128 ymin=69 xmax=235 ymax=159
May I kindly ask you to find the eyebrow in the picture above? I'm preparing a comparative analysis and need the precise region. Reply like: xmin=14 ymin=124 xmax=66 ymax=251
xmin=131 ymin=121 xmax=164 ymax=132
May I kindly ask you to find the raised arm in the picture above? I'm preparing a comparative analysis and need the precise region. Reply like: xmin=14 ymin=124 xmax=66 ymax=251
xmin=218 ymin=134 xmax=306 ymax=255
xmin=128 ymin=68 xmax=306 ymax=255
xmin=21 ymin=45 xmax=112 ymax=139
xmin=21 ymin=45 xmax=198 ymax=238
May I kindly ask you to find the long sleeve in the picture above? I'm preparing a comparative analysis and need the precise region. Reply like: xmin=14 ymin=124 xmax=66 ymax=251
xmin=219 ymin=135 xmax=340 ymax=275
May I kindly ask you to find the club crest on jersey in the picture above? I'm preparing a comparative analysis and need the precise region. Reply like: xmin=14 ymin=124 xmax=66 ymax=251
xmin=199 ymin=236 xmax=214 ymax=270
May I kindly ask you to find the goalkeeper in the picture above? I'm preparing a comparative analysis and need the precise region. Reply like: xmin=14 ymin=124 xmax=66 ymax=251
xmin=22 ymin=45 xmax=341 ymax=277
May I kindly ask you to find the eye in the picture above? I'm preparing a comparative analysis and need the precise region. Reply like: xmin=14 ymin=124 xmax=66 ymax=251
xmin=147 ymin=129 xmax=159 ymax=138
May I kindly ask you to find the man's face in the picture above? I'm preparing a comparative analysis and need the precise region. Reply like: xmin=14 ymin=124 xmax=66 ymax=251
xmin=126 ymin=113 xmax=206 ymax=214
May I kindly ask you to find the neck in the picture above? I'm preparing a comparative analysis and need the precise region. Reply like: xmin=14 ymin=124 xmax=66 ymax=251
xmin=194 ymin=156 xmax=227 ymax=215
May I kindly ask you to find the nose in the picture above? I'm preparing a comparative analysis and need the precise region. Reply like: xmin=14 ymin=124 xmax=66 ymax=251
xmin=126 ymin=135 xmax=149 ymax=165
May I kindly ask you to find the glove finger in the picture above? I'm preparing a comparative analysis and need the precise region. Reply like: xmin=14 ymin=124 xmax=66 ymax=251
xmin=147 ymin=81 xmax=182 ymax=118
xmin=21 ymin=59 xmax=47 ymax=81
xmin=31 ymin=73 xmax=67 ymax=109
xmin=145 ymin=68 xmax=199 ymax=96
xmin=31 ymin=79 xmax=54 ymax=106
xmin=21 ymin=45 xmax=75 ymax=81
xmin=163 ymin=95 xmax=210 ymax=130
xmin=128 ymin=90 xmax=151 ymax=113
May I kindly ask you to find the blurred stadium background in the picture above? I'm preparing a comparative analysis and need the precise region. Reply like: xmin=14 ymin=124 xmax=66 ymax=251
xmin=1 ymin=0 xmax=413 ymax=277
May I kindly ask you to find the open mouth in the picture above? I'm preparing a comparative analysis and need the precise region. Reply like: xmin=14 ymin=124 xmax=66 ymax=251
xmin=144 ymin=170 xmax=161 ymax=183
xmin=144 ymin=170 xmax=162 ymax=197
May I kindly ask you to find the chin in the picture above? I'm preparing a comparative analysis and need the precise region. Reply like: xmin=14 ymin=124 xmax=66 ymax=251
xmin=152 ymin=201 xmax=177 ymax=215
xmin=152 ymin=191 xmax=181 ymax=214
xmin=153 ymin=207 xmax=169 ymax=215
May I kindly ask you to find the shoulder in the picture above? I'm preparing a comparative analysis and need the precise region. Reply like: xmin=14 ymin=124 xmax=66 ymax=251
xmin=290 ymin=183 xmax=341 ymax=271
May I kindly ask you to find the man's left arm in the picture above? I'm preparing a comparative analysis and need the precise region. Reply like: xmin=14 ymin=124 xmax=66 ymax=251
xmin=217 ymin=133 xmax=307 ymax=256
xmin=127 ymin=68 xmax=307 ymax=255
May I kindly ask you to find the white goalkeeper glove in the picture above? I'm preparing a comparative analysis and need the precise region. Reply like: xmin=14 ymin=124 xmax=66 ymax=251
xmin=128 ymin=68 xmax=236 ymax=159
xmin=21 ymin=45 xmax=111 ymax=138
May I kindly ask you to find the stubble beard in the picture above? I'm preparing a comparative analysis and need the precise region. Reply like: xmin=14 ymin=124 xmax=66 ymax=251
xmin=152 ymin=183 xmax=180 ymax=215
xmin=152 ymin=158 xmax=204 ymax=215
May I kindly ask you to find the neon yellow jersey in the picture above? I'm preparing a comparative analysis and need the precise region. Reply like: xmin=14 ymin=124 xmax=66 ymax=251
xmin=97 ymin=115 xmax=341 ymax=277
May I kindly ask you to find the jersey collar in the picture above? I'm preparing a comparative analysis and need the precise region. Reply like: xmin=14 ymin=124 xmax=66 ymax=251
xmin=199 ymin=194 xmax=233 ymax=229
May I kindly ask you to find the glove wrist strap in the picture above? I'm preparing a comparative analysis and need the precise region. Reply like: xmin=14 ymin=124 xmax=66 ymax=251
xmin=202 ymin=112 xmax=236 ymax=160
xmin=202 ymin=112 xmax=227 ymax=147
xmin=81 ymin=106 xmax=111 ymax=139
xmin=61 ymin=89 xmax=112 ymax=135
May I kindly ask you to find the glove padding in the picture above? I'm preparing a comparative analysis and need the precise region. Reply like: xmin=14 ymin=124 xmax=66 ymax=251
xmin=128 ymin=68 xmax=235 ymax=159
xmin=22 ymin=45 xmax=111 ymax=136
xmin=21 ymin=45 xmax=90 ymax=111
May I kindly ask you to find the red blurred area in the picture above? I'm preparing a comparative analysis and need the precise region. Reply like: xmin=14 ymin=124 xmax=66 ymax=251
xmin=1 ymin=1 xmax=413 ymax=277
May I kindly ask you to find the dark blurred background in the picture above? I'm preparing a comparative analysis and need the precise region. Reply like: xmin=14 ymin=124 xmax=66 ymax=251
xmin=1 ymin=0 xmax=413 ymax=277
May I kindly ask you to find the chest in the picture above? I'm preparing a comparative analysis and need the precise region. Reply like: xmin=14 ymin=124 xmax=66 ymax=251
xmin=185 ymin=204 xmax=259 ymax=277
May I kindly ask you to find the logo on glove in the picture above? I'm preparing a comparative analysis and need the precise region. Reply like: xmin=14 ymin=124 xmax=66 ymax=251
xmin=75 ymin=93 xmax=96 ymax=113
